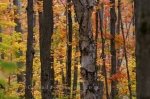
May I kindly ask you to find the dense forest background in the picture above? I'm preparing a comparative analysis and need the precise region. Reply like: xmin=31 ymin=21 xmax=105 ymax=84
xmin=0 ymin=0 xmax=149 ymax=99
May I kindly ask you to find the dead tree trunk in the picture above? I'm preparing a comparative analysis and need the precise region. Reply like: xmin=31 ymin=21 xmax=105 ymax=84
xmin=72 ymin=0 xmax=97 ymax=98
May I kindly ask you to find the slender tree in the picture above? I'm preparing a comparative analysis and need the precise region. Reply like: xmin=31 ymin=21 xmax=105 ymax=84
xmin=110 ymin=0 xmax=117 ymax=98
xmin=65 ymin=0 xmax=73 ymax=96
xmin=99 ymin=3 xmax=109 ymax=99
xmin=39 ymin=0 xmax=53 ymax=98
xmin=135 ymin=0 xmax=150 ymax=98
xmin=116 ymin=0 xmax=122 ymax=68
xmin=50 ymin=49 xmax=55 ymax=93
xmin=117 ymin=0 xmax=121 ymax=35
xmin=25 ymin=0 xmax=35 ymax=98
xmin=0 ymin=27 xmax=4 ymax=60
xmin=72 ymin=36 xmax=79 ymax=98
xmin=72 ymin=0 xmax=97 ymax=98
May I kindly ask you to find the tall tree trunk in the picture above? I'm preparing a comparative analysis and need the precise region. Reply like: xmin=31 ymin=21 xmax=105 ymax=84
xmin=65 ymin=0 xmax=73 ymax=97
xmin=135 ymin=0 xmax=150 ymax=98
xmin=116 ymin=0 xmax=122 ymax=68
xmin=25 ymin=0 xmax=35 ymax=98
xmin=95 ymin=1 xmax=99 ymax=79
xmin=72 ymin=45 xmax=79 ymax=98
xmin=72 ymin=0 xmax=97 ymax=98
xmin=99 ymin=3 xmax=109 ymax=99
xmin=39 ymin=0 xmax=53 ymax=98
xmin=110 ymin=0 xmax=117 ymax=98
xmin=95 ymin=2 xmax=105 ymax=98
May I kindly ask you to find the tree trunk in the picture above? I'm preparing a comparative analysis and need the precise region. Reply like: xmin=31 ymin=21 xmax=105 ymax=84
xmin=99 ymin=3 xmax=109 ymax=99
xmin=39 ymin=0 xmax=53 ymax=98
xmin=110 ymin=0 xmax=117 ymax=98
xmin=135 ymin=0 xmax=150 ymax=98
xmin=25 ymin=0 xmax=35 ymax=98
xmin=0 ymin=27 xmax=4 ymax=60
xmin=72 ymin=45 xmax=79 ymax=98
xmin=65 ymin=0 xmax=73 ymax=97
xmin=116 ymin=0 xmax=122 ymax=69
xmin=13 ymin=0 xmax=22 ymax=33
xmin=50 ymin=49 xmax=54 ymax=96
xmin=72 ymin=0 xmax=97 ymax=98
xmin=117 ymin=0 xmax=121 ymax=35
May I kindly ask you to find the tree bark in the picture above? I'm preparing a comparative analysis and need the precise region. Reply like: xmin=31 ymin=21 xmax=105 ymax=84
xmin=65 ymin=0 xmax=73 ymax=97
xmin=99 ymin=3 xmax=109 ymax=99
xmin=116 ymin=0 xmax=122 ymax=69
xmin=50 ymin=49 xmax=54 ymax=93
xmin=110 ymin=0 xmax=117 ymax=98
xmin=25 ymin=0 xmax=35 ymax=98
xmin=117 ymin=0 xmax=121 ymax=35
xmin=135 ymin=0 xmax=150 ymax=98
xmin=39 ymin=0 xmax=53 ymax=98
xmin=13 ymin=0 xmax=22 ymax=33
xmin=72 ymin=0 xmax=97 ymax=98
xmin=72 ymin=45 xmax=79 ymax=98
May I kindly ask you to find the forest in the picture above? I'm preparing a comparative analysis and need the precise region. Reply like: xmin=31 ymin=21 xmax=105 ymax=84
xmin=0 ymin=0 xmax=149 ymax=99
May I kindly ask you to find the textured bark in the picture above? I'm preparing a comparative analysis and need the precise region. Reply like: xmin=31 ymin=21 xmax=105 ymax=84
xmin=39 ymin=0 xmax=53 ymax=98
xmin=65 ymin=0 xmax=73 ymax=96
xmin=135 ymin=0 xmax=150 ymax=98
xmin=110 ymin=0 xmax=117 ymax=98
xmin=72 ymin=0 xmax=97 ymax=98
xmin=25 ymin=0 xmax=35 ymax=98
